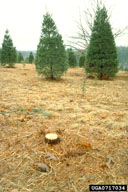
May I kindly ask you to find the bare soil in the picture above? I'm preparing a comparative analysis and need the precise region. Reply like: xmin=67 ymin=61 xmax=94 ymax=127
xmin=0 ymin=64 xmax=128 ymax=192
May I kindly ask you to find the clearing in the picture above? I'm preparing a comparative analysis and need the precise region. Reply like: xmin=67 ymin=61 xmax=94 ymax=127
xmin=0 ymin=64 xmax=128 ymax=192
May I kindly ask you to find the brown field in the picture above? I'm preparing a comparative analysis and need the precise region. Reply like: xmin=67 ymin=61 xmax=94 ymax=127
xmin=0 ymin=64 xmax=128 ymax=192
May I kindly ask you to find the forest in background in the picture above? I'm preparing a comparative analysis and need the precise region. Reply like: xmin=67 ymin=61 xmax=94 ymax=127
xmin=18 ymin=46 xmax=128 ymax=70
xmin=0 ymin=47 xmax=128 ymax=70
xmin=17 ymin=50 xmax=36 ymax=59
xmin=117 ymin=46 xmax=128 ymax=70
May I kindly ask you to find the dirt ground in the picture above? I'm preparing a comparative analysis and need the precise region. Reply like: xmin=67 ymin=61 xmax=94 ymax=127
xmin=0 ymin=64 xmax=128 ymax=192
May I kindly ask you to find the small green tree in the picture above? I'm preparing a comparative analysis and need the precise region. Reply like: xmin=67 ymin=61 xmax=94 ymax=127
xmin=1 ymin=29 xmax=17 ymax=67
xmin=79 ymin=52 xmax=85 ymax=67
xmin=85 ymin=6 xmax=118 ymax=80
xmin=35 ymin=12 xmax=68 ymax=80
xmin=28 ymin=52 xmax=34 ymax=64
xmin=17 ymin=52 xmax=24 ymax=63
xmin=67 ymin=48 xmax=77 ymax=67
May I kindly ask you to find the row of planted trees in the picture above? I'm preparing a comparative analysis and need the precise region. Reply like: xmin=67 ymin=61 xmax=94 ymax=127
xmin=0 ymin=29 xmax=84 ymax=68
xmin=1 ymin=3 xmax=119 ymax=80
xmin=0 ymin=30 xmax=34 ymax=67
xmin=35 ymin=4 xmax=118 ymax=80
xmin=66 ymin=48 xmax=85 ymax=68
xmin=17 ymin=51 xmax=34 ymax=64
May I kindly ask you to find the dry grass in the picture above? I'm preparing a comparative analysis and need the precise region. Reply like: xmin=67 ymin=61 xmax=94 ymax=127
xmin=0 ymin=64 xmax=128 ymax=192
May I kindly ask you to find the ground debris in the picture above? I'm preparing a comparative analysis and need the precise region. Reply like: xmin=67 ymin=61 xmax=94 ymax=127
xmin=33 ymin=163 xmax=50 ymax=172
xmin=46 ymin=152 xmax=57 ymax=160
xmin=106 ymin=156 xmax=114 ymax=168
xmin=100 ymin=156 xmax=114 ymax=168
xmin=64 ymin=151 xmax=86 ymax=158
xmin=77 ymin=142 xmax=91 ymax=148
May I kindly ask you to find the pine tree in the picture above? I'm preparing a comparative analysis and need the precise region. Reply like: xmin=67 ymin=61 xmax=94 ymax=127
xmin=67 ymin=48 xmax=77 ymax=67
xmin=79 ymin=52 xmax=85 ymax=67
xmin=85 ymin=6 xmax=118 ymax=80
xmin=12 ymin=47 xmax=17 ymax=64
xmin=17 ymin=52 xmax=24 ymax=63
xmin=28 ymin=52 xmax=34 ymax=64
xmin=1 ymin=30 xmax=17 ymax=67
xmin=35 ymin=13 xmax=68 ymax=80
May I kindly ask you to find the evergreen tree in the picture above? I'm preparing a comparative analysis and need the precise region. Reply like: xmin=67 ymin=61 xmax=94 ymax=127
xmin=79 ymin=52 xmax=85 ymax=67
xmin=28 ymin=52 xmax=34 ymax=64
xmin=85 ymin=6 xmax=118 ymax=79
xmin=35 ymin=13 xmax=68 ymax=80
xmin=67 ymin=48 xmax=77 ymax=67
xmin=12 ymin=47 xmax=17 ymax=64
xmin=1 ymin=30 xmax=17 ymax=67
xmin=17 ymin=52 xmax=24 ymax=63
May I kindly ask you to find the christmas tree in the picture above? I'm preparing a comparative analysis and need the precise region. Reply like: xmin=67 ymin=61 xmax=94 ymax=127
xmin=1 ymin=30 xmax=17 ymax=67
xmin=85 ymin=6 xmax=118 ymax=79
xmin=35 ymin=13 xmax=68 ymax=80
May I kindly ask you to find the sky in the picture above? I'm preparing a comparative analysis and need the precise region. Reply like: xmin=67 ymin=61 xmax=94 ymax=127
xmin=0 ymin=0 xmax=128 ymax=50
